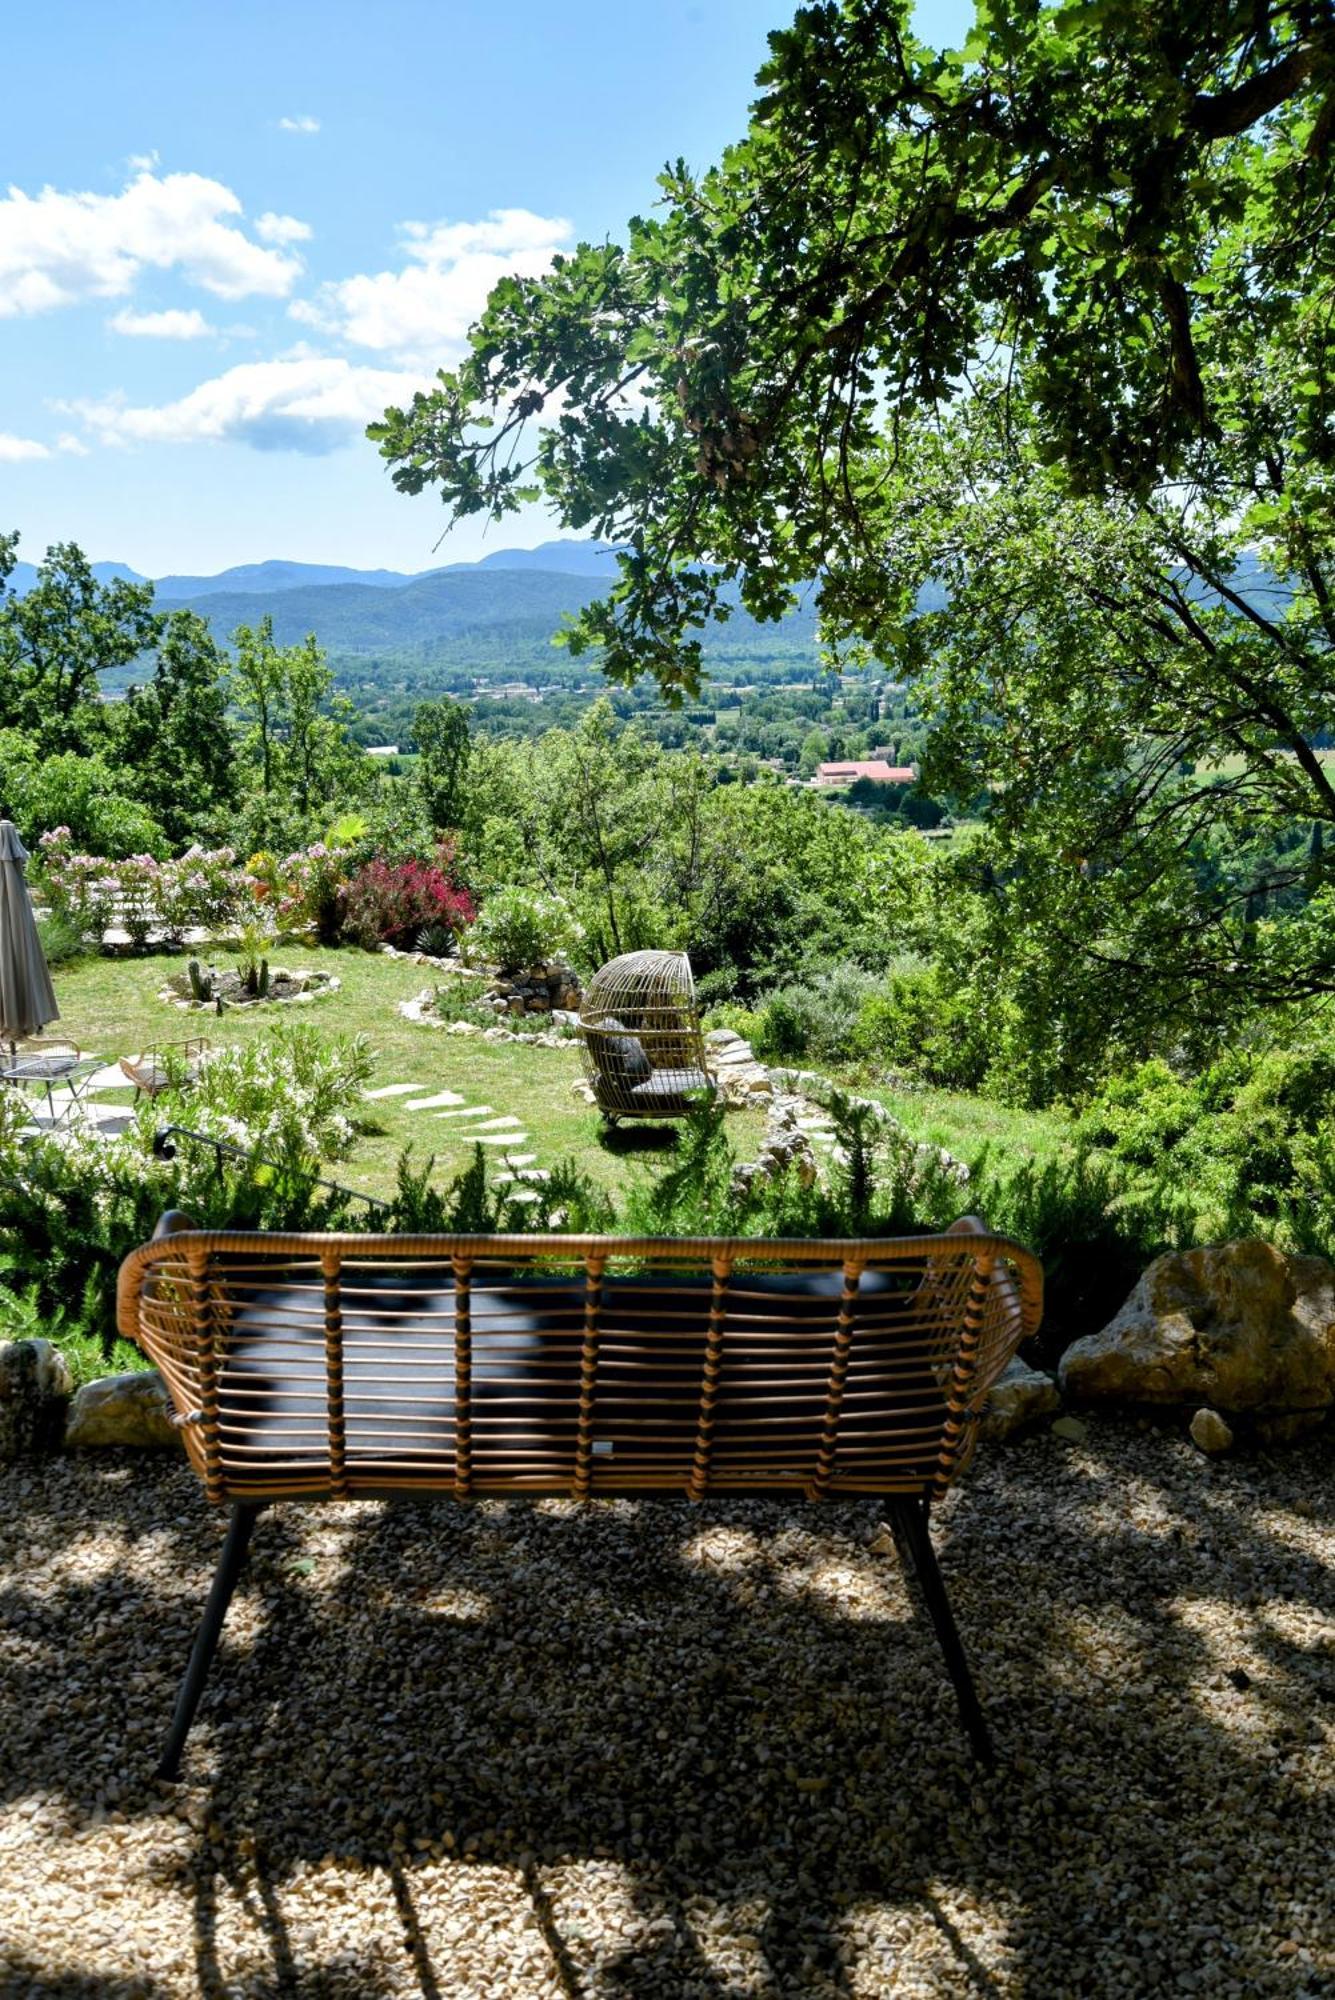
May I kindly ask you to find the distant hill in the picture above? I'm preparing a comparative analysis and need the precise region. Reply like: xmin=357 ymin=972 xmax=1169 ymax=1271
xmin=7 ymin=538 xmax=626 ymax=603
xmin=155 ymin=559 xmax=426 ymax=597
xmin=471 ymin=540 xmax=625 ymax=577
xmin=154 ymin=565 xmax=821 ymax=679
xmin=9 ymin=558 xmax=147 ymax=593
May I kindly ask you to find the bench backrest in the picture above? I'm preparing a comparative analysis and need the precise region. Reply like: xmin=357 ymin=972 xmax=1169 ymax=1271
xmin=116 ymin=1222 xmax=1042 ymax=1506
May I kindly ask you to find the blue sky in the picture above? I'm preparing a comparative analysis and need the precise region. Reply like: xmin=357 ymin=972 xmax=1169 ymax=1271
xmin=2 ymin=0 xmax=971 ymax=576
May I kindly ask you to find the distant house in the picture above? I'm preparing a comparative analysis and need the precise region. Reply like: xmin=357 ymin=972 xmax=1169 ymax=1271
xmin=365 ymin=743 xmax=400 ymax=758
xmin=814 ymin=759 xmax=915 ymax=788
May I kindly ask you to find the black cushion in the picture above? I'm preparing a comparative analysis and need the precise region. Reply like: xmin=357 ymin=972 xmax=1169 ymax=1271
xmin=599 ymin=1032 xmax=652 ymax=1082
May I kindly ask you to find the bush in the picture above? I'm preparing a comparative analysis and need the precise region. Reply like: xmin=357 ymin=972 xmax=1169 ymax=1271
xmin=33 ymin=909 xmax=85 ymax=968
xmin=272 ymin=842 xmax=351 ymax=944
xmin=1076 ymin=1038 xmax=1335 ymax=1255
xmin=622 ymin=1094 xmax=972 ymax=1241
xmin=388 ymin=1145 xmax=614 ymax=1235
xmin=36 ymin=830 xmax=246 ymax=950
xmin=466 ymin=886 xmax=582 ymax=972
xmin=164 ymin=1022 xmax=375 ymax=1166
xmin=749 ymin=964 xmax=883 ymax=1064
xmin=343 ymin=846 xmax=475 ymax=950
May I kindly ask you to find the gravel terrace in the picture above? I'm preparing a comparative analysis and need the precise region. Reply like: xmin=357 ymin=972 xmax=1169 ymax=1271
xmin=1 ymin=1420 xmax=1331 ymax=2000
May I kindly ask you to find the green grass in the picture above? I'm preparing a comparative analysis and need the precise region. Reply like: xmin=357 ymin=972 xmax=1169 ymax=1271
xmin=861 ymin=1080 xmax=1072 ymax=1171
xmin=49 ymin=945 xmax=770 ymax=1207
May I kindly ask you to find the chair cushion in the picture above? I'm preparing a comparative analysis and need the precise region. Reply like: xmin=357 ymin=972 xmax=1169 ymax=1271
xmin=598 ymin=1032 xmax=652 ymax=1082
xmin=629 ymin=1067 xmax=713 ymax=1103
xmin=212 ymin=1263 xmax=947 ymax=1494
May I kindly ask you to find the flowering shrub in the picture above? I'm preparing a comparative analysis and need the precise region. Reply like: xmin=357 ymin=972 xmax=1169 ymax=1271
xmin=37 ymin=829 xmax=246 ymax=947
xmin=343 ymin=846 xmax=475 ymax=950
xmin=164 ymin=1022 xmax=374 ymax=1164
xmin=465 ymin=887 xmax=582 ymax=972
xmin=274 ymin=842 xmax=350 ymax=944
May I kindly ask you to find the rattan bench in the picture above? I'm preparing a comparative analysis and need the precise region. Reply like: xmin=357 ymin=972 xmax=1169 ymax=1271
xmin=116 ymin=1213 xmax=1043 ymax=1779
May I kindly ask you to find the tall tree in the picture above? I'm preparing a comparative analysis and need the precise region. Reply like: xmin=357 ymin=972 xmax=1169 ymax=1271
xmin=116 ymin=610 xmax=237 ymax=844
xmin=413 ymin=696 xmax=472 ymax=830
xmin=0 ymin=537 xmax=160 ymax=751
xmin=372 ymin=0 xmax=1335 ymax=1061
xmin=231 ymin=617 xmax=286 ymax=799
xmin=372 ymin=0 xmax=1332 ymax=690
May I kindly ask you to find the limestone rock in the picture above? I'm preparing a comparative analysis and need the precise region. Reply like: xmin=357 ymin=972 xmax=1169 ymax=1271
xmin=0 ymin=1340 xmax=73 ymax=1460
xmin=1051 ymin=1415 xmax=1088 ymax=1443
xmin=704 ymin=1028 xmax=773 ymax=1105
xmin=979 ymin=1358 xmax=1060 ymax=1441
xmin=1060 ymin=1239 xmax=1335 ymax=1419
xmin=1189 ymin=1407 xmax=1234 ymax=1455
xmin=65 ymin=1370 xmax=180 ymax=1450
xmin=730 ymin=1094 xmax=816 ymax=1196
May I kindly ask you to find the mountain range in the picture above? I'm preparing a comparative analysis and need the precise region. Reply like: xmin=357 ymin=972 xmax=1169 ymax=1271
xmin=6 ymin=538 xmax=626 ymax=599
xmin=4 ymin=540 xmax=819 ymax=681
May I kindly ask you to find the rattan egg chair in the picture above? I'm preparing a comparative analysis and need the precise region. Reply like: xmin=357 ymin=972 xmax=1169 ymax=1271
xmin=579 ymin=949 xmax=716 ymax=1123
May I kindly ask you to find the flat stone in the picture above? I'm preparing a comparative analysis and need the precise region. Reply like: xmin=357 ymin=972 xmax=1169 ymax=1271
xmin=65 ymin=1370 xmax=180 ymax=1450
xmin=980 ymin=1358 xmax=1061 ymax=1441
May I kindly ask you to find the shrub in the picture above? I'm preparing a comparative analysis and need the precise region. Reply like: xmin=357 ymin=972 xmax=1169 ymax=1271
xmin=424 ymin=979 xmax=495 ymax=1030
xmin=388 ymin=1145 xmax=614 ymax=1235
xmin=750 ymin=964 xmax=883 ymax=1064
xmin=36 ymin=829 xmax=246 ymax=949
xmin=622 ymin=1094 xmax=971 ymax=1241
xmin=343 ymin=846 xmax=475 ymax=950
xmin=466 ymin=886 xmax=582 ymax=972
xmin=1076 ymin=1037 xmax=1335 ymax=1255
xmin=273 ymin=842 xmax=350 ymax=944
xmin=33 ymin=909 xmax=85 ymax=968
xmin=164 ymin=1022 xmax=375 ymax=1166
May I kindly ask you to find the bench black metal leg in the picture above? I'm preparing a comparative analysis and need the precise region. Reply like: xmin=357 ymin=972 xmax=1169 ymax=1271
xmin=157 ymin=1503 xmax=262 ymax=1781
xmin=887 ymin=1498 xmax=995 ymax=1769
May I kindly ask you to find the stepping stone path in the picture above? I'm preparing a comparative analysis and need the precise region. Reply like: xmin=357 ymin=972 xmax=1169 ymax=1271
xmin=362 ymin=1078 xmax=533 ymax=1159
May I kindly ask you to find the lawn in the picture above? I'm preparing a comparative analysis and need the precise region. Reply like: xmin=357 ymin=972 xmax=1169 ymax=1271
xmin=48 ymin=945 xmax=771 ymax=1207
xmin=867 ymin=1080 xmax=1072 ymax=1170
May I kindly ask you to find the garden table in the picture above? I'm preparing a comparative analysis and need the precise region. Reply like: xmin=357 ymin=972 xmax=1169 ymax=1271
xmin=0 ymin=1048 xmax=103 ymax=1129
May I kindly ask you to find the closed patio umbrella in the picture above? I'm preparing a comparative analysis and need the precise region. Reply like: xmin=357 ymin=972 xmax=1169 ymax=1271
xmin=0 ymin=817 xmax=59 ymax=1052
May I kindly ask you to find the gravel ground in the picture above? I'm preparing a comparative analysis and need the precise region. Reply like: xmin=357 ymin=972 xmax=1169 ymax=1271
xmin=1 ymin=1419 xmax=1331 ymax=1999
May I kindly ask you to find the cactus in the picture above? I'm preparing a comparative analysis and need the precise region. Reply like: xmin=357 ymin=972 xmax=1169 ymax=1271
xmin=188 ymin=958 xmax=214 ymax=1004
xmin=257 ymin=958 xmax=270 ymax=999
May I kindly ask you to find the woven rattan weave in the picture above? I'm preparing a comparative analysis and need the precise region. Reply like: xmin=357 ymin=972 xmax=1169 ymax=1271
xmin=116 ymin=1215 xmax=1043 ymax=1776
xmin=578 ymin=949 xmax=715 ymax=1120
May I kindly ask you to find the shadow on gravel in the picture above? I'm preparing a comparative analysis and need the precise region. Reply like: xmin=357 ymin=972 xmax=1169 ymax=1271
xmin=1 ymin=1424 xmax=1332 ymax=1997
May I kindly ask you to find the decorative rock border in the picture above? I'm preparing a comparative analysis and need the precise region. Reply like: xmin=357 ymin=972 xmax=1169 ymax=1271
xmin=380 ymin=943 xmax=582 ymax=1018
xmin=398 ymin=990 xmax=578 ymax=1049
xmin=160 ymin=965 xmax=341 ymax=1012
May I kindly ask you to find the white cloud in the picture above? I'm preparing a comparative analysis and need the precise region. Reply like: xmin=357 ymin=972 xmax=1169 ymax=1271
xmin=278 ymin=115 xmax=320 ymax=134
xmin=0 ymin=432 xmax=51 ymax=462
xmin=108 ymin=305 xmax=214 ymax=339
xmin=0 ymin=170 xmax=307 ymax=317
xmin=254 ymin=211 xmax=312 ymax=247
xmin=127 ymin=150 xmax=160 ymax=173
xmin=72 ymin=355 xmax=424 ymax=455
xmin=291 ymin=206 xmax=571 ymax=361
xmin=55 ymin=432 xmax=90 ymax=456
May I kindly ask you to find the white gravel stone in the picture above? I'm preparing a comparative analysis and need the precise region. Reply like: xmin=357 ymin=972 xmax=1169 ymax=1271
xmin=1 ymin=1424 xmax=1330 ymax=1996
